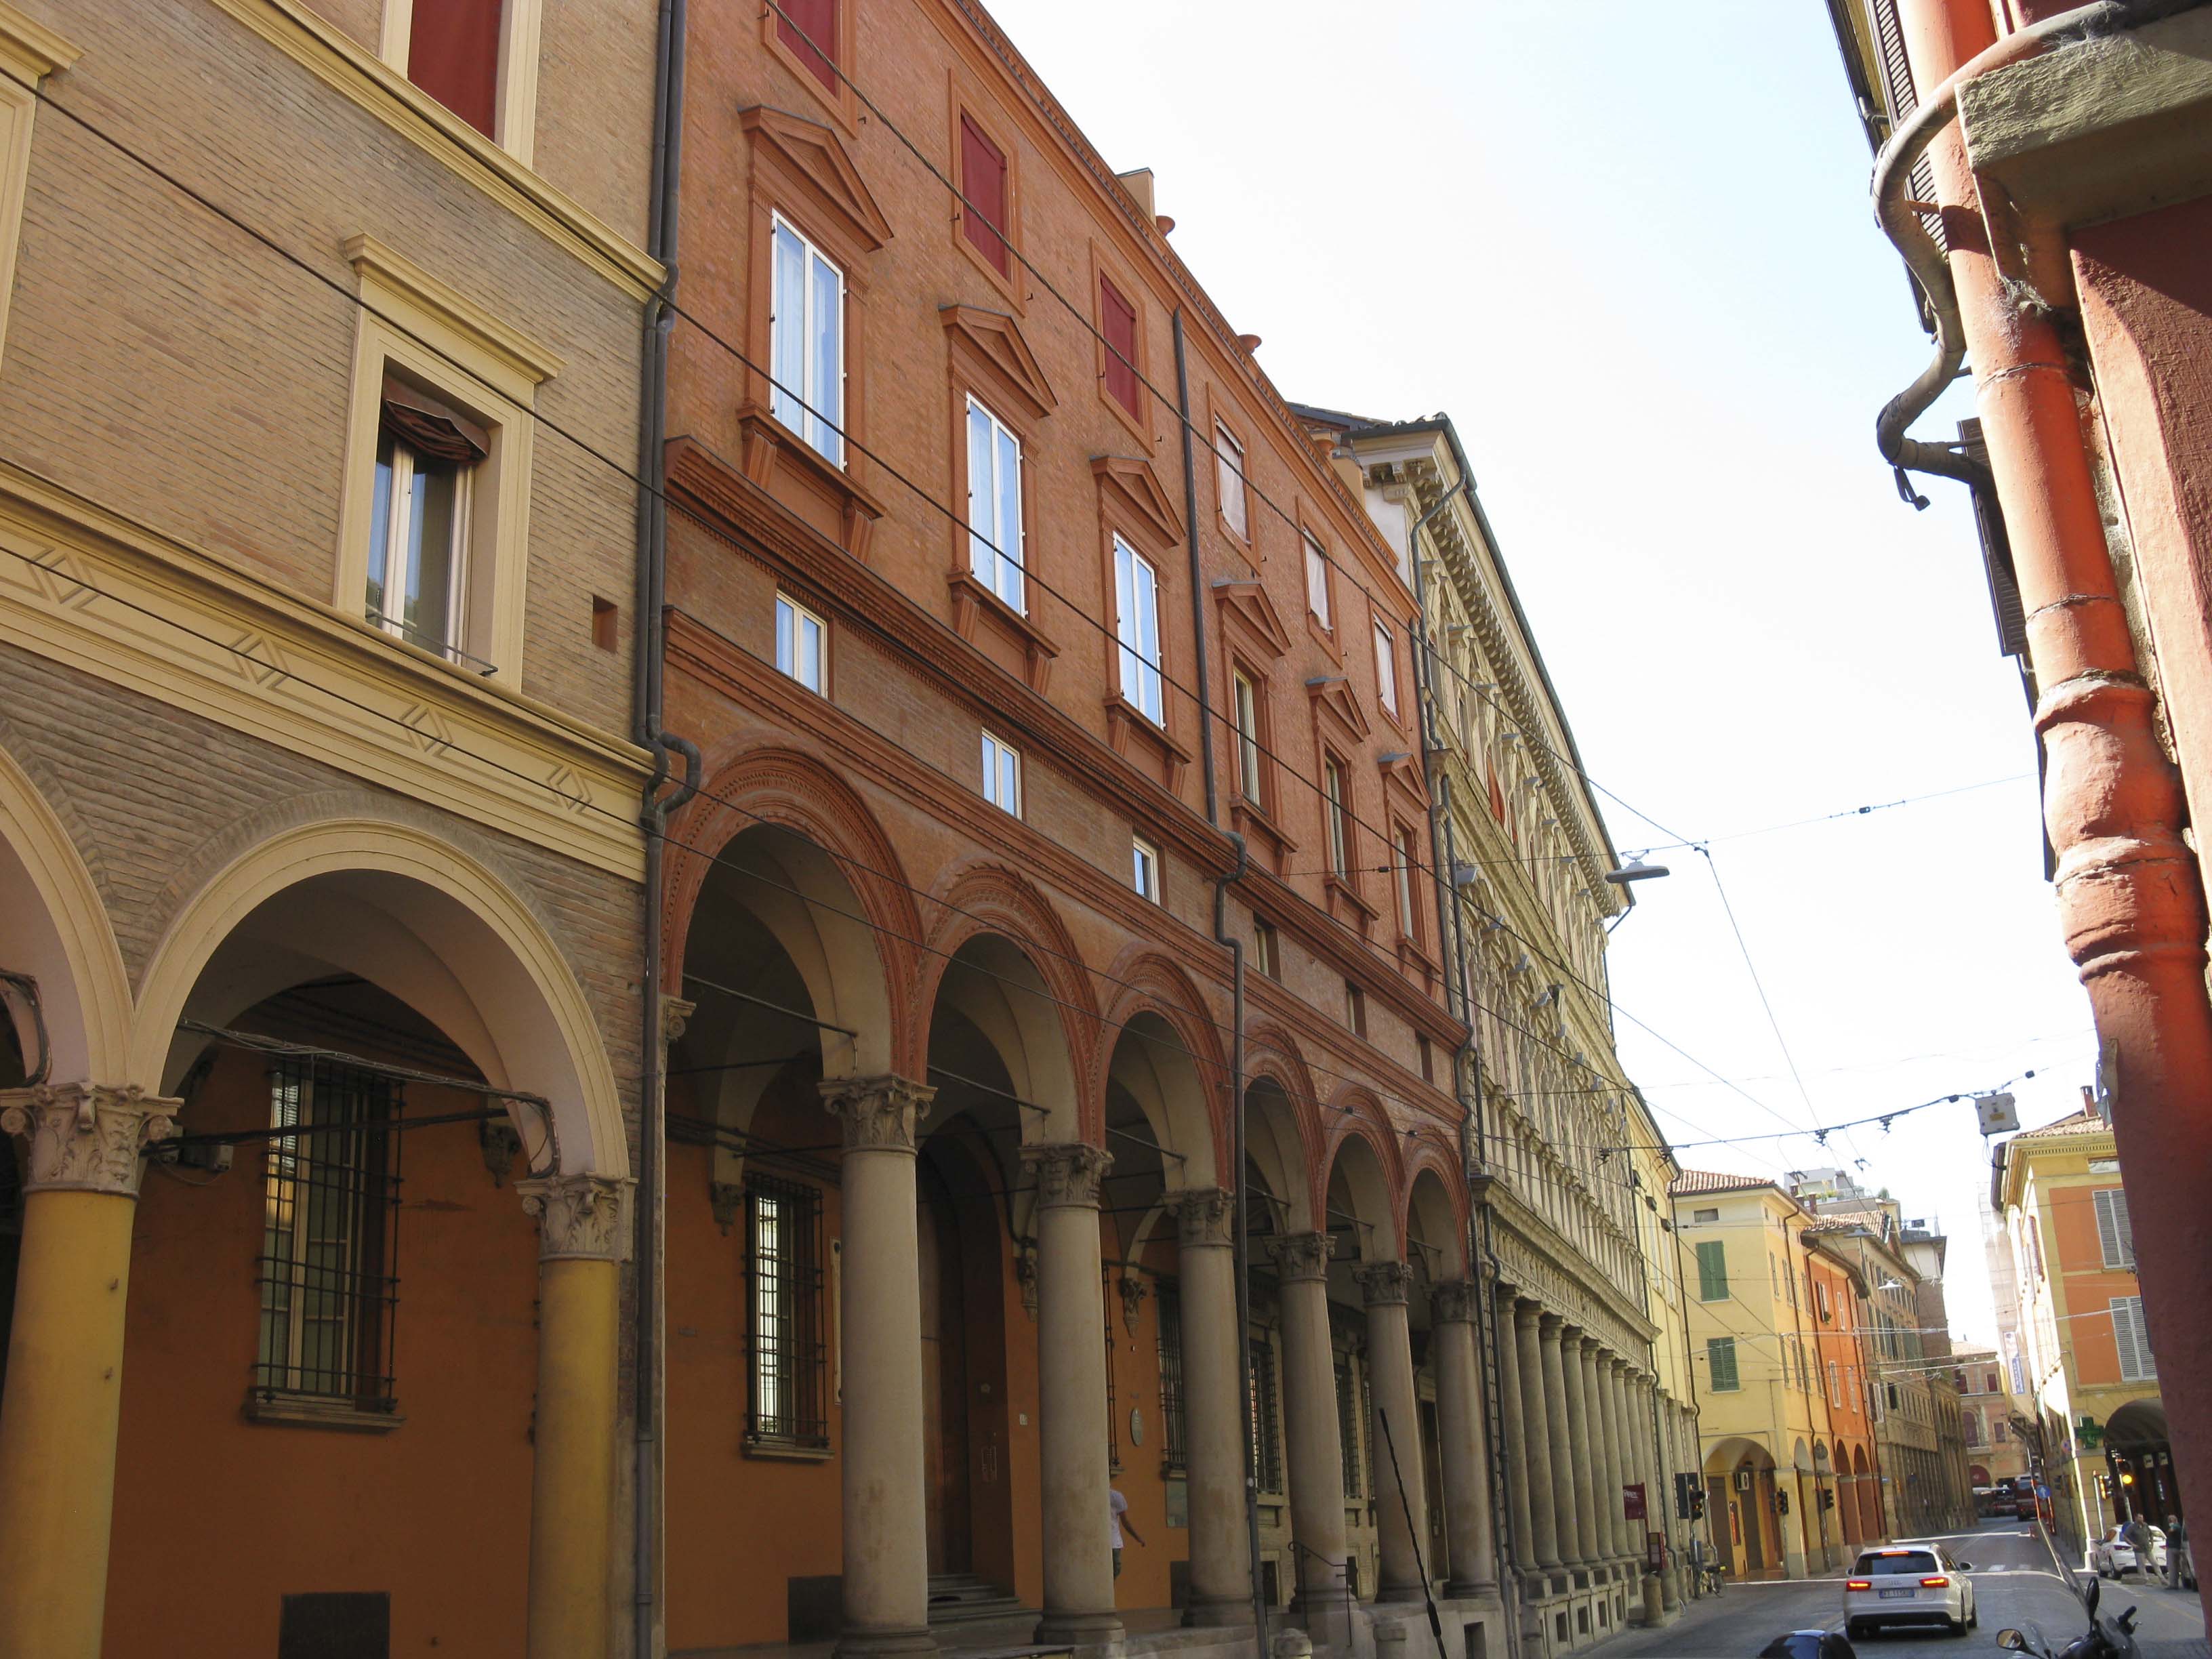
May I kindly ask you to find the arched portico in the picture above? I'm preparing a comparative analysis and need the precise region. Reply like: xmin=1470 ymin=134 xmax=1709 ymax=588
xmin=1406 ymin=1164 xmax=1496 ymax=1599
xmin=1705 ymin=1438 xmax=1782 ymax=1581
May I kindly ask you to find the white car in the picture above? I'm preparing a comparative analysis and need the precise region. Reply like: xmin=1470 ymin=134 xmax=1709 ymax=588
xmin=1844 ymin=1543 xmax=1979 ymax=1640
xmin=2092 ymin=1525 xmax=2166 ymax=1578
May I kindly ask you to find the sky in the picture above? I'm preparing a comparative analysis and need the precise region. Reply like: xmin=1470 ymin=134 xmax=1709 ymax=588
xmin=983 ymin=0 xmax=2100 ymax=1345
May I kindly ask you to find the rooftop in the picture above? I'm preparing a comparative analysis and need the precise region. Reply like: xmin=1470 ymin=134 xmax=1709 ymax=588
xmin=1672 ymin=1170 xmax=1778 ymax=1196
xmin=2012 ymin=1107 xmax=2106 ymax=1141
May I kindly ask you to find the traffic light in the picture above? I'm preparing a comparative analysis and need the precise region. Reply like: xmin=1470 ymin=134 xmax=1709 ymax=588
xmin=2097 ymin=1474 xmax=2114 ymax=1502
xmin=1821 ymin=1487 xmax=1837 ymax=1511
xmin=1692 ymin=1480 xmax=1707 ymax=1521
xmin=1675 ymin=1472 xmax=1694 ymax=1521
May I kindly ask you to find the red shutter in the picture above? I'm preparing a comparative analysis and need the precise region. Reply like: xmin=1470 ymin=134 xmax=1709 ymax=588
xmin=1101 ymin=276 xmax=1139 ymax=417
xmin=777 ymin=0 xmax=840 ymax=93
xmin=409 ymin=0 xmax=504 ymax=138
xmin=960 ymin=115 xmax=1009 ymax=275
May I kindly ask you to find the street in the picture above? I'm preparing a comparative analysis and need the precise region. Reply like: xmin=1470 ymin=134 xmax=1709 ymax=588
xmin=1604 ymin=1521 xmax=2211 ymax=1658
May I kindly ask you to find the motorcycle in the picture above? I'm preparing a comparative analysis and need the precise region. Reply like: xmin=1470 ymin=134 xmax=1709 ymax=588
xmin=1993 ymin=1578 xmax=2142 ymax=1659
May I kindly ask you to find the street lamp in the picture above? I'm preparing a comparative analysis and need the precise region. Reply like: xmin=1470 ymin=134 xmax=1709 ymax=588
xmin=1604 ymin=859 xmax=1671 ymax=886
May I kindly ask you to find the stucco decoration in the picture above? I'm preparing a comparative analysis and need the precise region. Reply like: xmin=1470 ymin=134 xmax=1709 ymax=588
xmin=1174 ymin=1185 xmax=1237 ymax=1248
xmin=0 ymin=1081 xmax=179 ymax=1195
xmin=1269 ymin=1230 xmax=1334 ymax=1284
xmin=518 ymin=1170 xmax=634 ymax=1263
xmin=1355 ymin=1260 xmax=1414 ymax=1308
xmin=821 ymin=1074 xmax=933 ymax=1153
xmin=1430 ymin=1279 xmax=1480 ymax=1326
xmin=1023 ymin=1141 xmax=1111 ymax=1208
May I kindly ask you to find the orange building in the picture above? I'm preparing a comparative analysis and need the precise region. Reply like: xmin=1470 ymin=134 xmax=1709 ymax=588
xmin=1804 ymin=1230 xmax=1887 ymax=1556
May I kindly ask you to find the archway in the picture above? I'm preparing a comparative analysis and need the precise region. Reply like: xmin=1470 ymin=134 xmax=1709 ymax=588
xmin=1242 ymin=1066 xmax=1319 ymax=1607
xmin=1853 ymin=1445 xmax=1880 ymax=1544
xmin=1404 ymin=1164 xmax=1465 ymax=1578
xmin=2106 ymin=1398 xmax=2179 ymax=1523
xmin=1705 ymin=1437 xmax=1780 ymax=1580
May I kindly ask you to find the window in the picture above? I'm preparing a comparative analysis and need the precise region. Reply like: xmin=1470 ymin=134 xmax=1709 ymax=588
xmin=1231 ymin=670 xmax=1263 ymax=803
xmin=1993 ymin=1416 xmax=2007 ymax=1441
xmin=1335 ymin=1359 xmax=1363 ymax=1498
xmin=959 ymin=114 xmax=1010 ymax=275
xmin=775 ymin=0 xmax=840 ymax=91
xmin=2112 ymin=1296 xmax=2157 ymax=1382
xmin=1304 ymin=533 xmax=1332 ymax=628
xmin=747 ymin=1176 xmax=829 ymax=1446
xmin=981 ymin=731 xmax=1021 ymax=815
xmin=1132 ymin=835 xmax=1161 ymax=903
xmin=1248 ymin=1337 xmax=1284 ymax=1492
xmin=2093 ymin=1187 xmax=2135 ymax=1271
xmin=1706 ymin=1336 xmax=1740 ymax=1392
xmin=1692 ymin=1206 xmax=1720 ymax=1224
xmin=1345 ymin=980 xmax=1368 ymax=1039
xmin=367 ymin=378 xmax=484 ymax=661
xmin=1418 ymin=1034 xmax=1433 ymax=1084
xmin=1155 ymin=1279 xmax=1186 ymax=1473
xmin=1101 ymin=274 xmax=1140 ymax=417
xmin=1696 ymin=1239 xmax=1728 ymax=1302
xmin=965 ymin=396 xmax=1025 ymax=611
xmin=1113 ymin=536 xmax=1164 ymax=722
xmin=1393 ymin=825 xmax=1420 ymax=940
xmin=255 ymin=1057 xmax=400 ymax=1414
xmin=1374 ymin=620 xmax=1398 ymax=717
xmin=1829 ymin=1360 xmax=1842 ymax=1407
xmin=775 ymin=594 xmax=826 ymax=692
xmin=1252 ymin=918 xmax=1281 ymax=981
xmin=1964 ymin=1412 xmax=1984 ymax=1446
xmin=405 ymin=0 xmax=505 ymax=139
xmin=1214 ymin=422 xmax=1248 ymax=539
xmin=1323 ymin=755 xmax=1351 ymax=878
xmin=771 ymin=216 xmax=845 ymax=465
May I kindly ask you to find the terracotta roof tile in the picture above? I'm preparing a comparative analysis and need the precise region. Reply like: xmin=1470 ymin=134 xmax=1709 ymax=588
xmin=1671 ymin=1170 xmax=1777 ymax=1195
xmin=2013 ymin=1107 xmax=2106 ymax=1141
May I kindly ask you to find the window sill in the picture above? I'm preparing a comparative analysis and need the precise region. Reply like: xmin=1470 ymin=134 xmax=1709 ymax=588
xmin=1305 ymin=612 xmax=1342 ymax=663
xmin=744 ymin=1436 xmax=834 ymax=1462
xmin=1324 ymin=872 xmax=1378 ymax=935
xmin=1230 ymin=796 xmax=1297 ymax=876
xmin=245 ymin=1391 xmax=406 ymax=1433
xmin=736 ymin=404 xmax=886 ymax=561
xmin=947 ymin=567 xmax=1059 ymax=692
xmin=1104 ymin=693 xmax=1191 ymax=793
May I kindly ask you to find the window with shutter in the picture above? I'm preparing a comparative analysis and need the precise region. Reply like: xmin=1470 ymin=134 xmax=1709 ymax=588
xmin=1706 ymin=1336 xmax=1739 ymax=1392
xmin=1863 ymin=0 xmax=1946 ymax=252
xmin=2093 ymin=1187 xmax=2135 ymax=1271
xmin=959 ymin=115 xmax=1010 ymax=276
xmin=2112 ymin=1296 xmax=2157 ymax=1382
xmin=1100 ymin=276 xmax=1140 ymax=417
xmin=777 ymin=0 xmax=840 ymax=92
xmin=1696 ymin=1240 xmax=1728 ymax=1303
xmin=408 ymin=0 xmax=505 ymax=138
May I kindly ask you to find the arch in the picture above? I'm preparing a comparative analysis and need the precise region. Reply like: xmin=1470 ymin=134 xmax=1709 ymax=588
xmin=1792 ymin=1437 xmax=1814 ymax=1473
xmin=2106 ymin=1397 xmax=2169 ymax=1447
xmin=1094 ymin=951 xmax=1228 ymax=1187
xmin=1402 ymin=1163 xmax=1467 ymax=1284
xmin=1704 ymin=1435 xmax=1776 ymax=1475
xmin=1242 ymin=1069 xmax=1316 ymax=1235
xmin=1320 ymin=1110 xmax=1401 ymax=1261
xmin=921 ymin=935 xmax=1086 ymax=1147
xmin=0 ymin=743 xmax=132 ymax=1081
xmin=134 ymin=818 xmax=627 ymax=1176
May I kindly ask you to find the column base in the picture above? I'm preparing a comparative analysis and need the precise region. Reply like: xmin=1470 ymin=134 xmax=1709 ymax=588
xmin=835 ymin=1626 xmax=939 ymax=1659
xmin=1033 ymin=1611 xmax=1124 ymax=1647
xmin=1442 ymin=1578 xmax=1498 ymax=1601
xmin=1183 ymin=1594 xmax=1257 ymax=1629
xmin=1376 ymin=1583 xmax=1427 ymax=1604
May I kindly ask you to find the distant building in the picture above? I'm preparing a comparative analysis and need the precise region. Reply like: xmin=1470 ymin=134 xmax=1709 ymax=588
xmin=1950 ymin=1346 xmax=2029 ymax=1491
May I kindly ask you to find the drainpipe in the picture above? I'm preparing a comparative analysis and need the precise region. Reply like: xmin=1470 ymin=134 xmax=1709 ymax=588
xmin=1172 ymin=308 xmax=1269 ymax=1656
xmin=634 ymin=5 xmax=689 ymax=1656
xmin=1879 ymin=0 xmax=2212 ymax=1629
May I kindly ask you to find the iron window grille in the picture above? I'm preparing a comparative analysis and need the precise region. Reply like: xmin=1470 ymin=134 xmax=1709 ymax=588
xmin=254 ymin=1057 xmax=402 ymax=1413
xmin=1336 ymin=1359 xmax=1362 ymax=1499
xmin=1249 ymin=1335 xmax=1284 ymax=1494
xmin=1155 ymin=1278 xmax=1187 ymax=1474
xmin=746 ymin=1175 xmax=830 ymax=1448
xmin=1105 ymin=1271 xmax=1122 ymax=1473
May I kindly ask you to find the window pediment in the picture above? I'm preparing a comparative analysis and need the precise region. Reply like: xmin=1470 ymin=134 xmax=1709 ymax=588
xmin=1091 ymin=453 xmax=1183 ymax=549
xmin=1213 ymin=577 xmax=1291 ymax=659
xmin=941 ymin=304 xmax=1056 ymax=422
xmin=1306 ymin=673 xmax=1372 ymax=741
xmin=740 ymin=106 xmax=893 ymax=253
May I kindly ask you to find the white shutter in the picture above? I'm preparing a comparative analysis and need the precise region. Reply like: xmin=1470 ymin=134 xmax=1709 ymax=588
xmin=2093 ymin=1187 xmax=2135 ymax=1271
xmin=2112 ymin=1296 xmax=2157 ymax=1382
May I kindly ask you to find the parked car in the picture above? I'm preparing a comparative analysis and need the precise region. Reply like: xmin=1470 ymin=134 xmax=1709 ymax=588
xmin=2092 ymin=1525 xmax=2166 ymax=1579
xmin=1845 ymin=1542 xmax=1978 ymax=1640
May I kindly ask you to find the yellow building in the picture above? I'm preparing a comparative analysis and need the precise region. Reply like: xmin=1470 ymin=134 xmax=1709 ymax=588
xmin=1994 ymin=1107 xmax=2177 ymax=1569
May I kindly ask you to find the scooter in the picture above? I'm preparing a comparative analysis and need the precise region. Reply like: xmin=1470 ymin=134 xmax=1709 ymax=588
xmin=1993 ymin=1577 xmax=2142 ymax=1659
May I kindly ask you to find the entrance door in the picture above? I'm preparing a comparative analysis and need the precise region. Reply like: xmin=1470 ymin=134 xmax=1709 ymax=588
xmin=918 ymin=1164 xmax=972 ymax=1574
xmin=1740 ymin=1475 xmax=1766 ymax=1572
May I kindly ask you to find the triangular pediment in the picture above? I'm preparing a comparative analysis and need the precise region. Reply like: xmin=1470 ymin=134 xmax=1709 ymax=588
xmin=1306 ymin=674 xmax=1372 ymax=739
xmin=1212 ymin=577 xmax=1291 ymax=658
xmin=941 ymin=305 xmax=1057 ymax=422
xmin=1092 ymin=454 xmax=1183 ymax=549
xmin=740 ymin=106 xmax=893 ymax=251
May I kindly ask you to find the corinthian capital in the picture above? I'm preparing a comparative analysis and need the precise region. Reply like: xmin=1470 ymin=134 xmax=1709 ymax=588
xmin=518 ymin=1171 xmax=635 ymax=1262
xmin=1269 ymin=1230 xmax=1334 ymax=1283
xmin=1356 ymin=1260 xmax=1414 ymax=1308
xmin=1173 ymin=1186 xmax=1237 ymax=1248
xmin=1023 ymin=1141 xmax=1112 ymax=1208
xmin=819 ymin=1075 xmax=933 ymax=1152
xmin=1430 ymin=1279 xmax=1481 ymax=1326
xmin=0 ymin=1082 xmax=179 ymax=1196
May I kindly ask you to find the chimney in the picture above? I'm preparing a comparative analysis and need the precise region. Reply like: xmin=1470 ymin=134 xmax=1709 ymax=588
xmin=1116 ymin=168 xmax=1155 ymax=218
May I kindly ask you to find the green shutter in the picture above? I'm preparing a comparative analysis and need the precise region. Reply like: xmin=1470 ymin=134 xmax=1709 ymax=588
xmin=1696 ymin=1240 xmax=1729 ymax=1302
xmin=1708 ymin=1336 xmax=1739 ymax=1392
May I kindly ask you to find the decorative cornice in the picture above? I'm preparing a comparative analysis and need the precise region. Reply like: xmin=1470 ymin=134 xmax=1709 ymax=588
xmin=0 ymin=3 xmax=80 ymax=80
xmin=1092 ymin=454 xmax=1184 ymax=549
xmin=1173 ymin=1185 xmax=1237 ymax=1248
xmin=1269 ymin=1230 xmax=1334 ymax=1284
xmin=1355 ymin=1260 xmax=1413 ymax=1308
xmin=346 ymin=235 xmax=565 ymax=395
xmin=0 ymin=1082 xmax=178 ymax=1195
xmin=1431 ymin=1279 xmax=1481 ymax=1326
xmin=660 ymin=995 xmax=697 ymax=1050
xmin=739 ymin=105 xmax=894 ymax=252
xmin=820 ymin=1075 xmax=933 ymax=1153
xmin=1022 ymin=1141 xmax=1111 ymax=1208
xmin=518 ymin=1171 xmax=634 ymax=1263
xmin=941 ymin=304 xmax=1057 ymax=421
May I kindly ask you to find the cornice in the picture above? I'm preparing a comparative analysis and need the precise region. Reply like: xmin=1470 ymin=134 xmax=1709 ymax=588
xmin=205 ymin=0 xmax=662 ymax=302
xmin=345 ymin=234 xmax=565 ymax=393
xmin=1239 ymin=868 xmax=1464 ymax=1056
xmin=0 ymin=3 xmax=79 ymax=80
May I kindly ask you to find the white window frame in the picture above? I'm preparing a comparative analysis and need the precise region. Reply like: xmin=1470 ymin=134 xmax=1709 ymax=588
xmin=1132 ymin=834 xmax=1162 ymax=903
xmin=1393 ymin=825 xmax=1417 ymax=939
xmin=1304 ymin=533 xmax=1332 ymax=628
xmin=1231 ymin=669 xmax=1263 ymax=804
xmin=771 ymin=213 xmax=846 ymax=466
xmin=981 ymin=730 xmax=1021 ymax=816
xmin=775 ymin=593 xmax=827 ymax=693
xmin=1113 ymin=535 xmax=1164 ymax=724
xmin=1373 ymin=619 xmax=1397 ymax=717
xmin=1214 ymin=421 xmax=1248 ymax=539
xmin=366 ymin=432 xmax=475 ymax=662
xmin=965 ymin=395 xmax=1025 ymax=613
xmin=1323 ymin=756 xmax=1350 ymax=878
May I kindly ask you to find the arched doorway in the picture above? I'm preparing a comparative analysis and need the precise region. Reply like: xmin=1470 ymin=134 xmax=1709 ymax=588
xmin=2106 ymin=1398 xmax=2179 ymax=1525
xmin=1706 ymin=1438 xmax=1780 ymax=1580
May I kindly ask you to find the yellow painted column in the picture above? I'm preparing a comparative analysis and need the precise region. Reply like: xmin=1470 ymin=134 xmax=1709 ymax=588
xmin=0 ymin=1082 xmax=178 ymax=1659
xmin=519 ymin=1170 xmax=633 ymax=1659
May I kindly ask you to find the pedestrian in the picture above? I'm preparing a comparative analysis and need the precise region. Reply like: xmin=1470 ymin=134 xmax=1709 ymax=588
xmin=1110 ymin=1487 xmax=1145 ymax=1581
xmin=2167 ymin=1514 xmax=2192 ymax=1591
xmin=2122 ymin=1513 xmax=2152 ymax=1579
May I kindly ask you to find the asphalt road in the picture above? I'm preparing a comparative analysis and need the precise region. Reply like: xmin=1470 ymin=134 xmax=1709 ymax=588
xmin=1601 ymin=1519 xmax=2211 ymax=1658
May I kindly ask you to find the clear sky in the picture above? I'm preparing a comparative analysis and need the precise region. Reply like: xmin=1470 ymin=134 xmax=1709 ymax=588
xmin=983 ymin=0 xmax=2099 ymax=1343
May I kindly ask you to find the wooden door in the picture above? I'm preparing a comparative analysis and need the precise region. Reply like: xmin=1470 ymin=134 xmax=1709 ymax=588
xmin=918 ymin=1166 xmax=972 ymax=1574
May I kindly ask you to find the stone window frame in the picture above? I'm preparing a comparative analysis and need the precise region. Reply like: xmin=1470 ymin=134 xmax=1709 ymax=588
xmin=0 ymin=10 xmax=77 ymax=373
xmin=947 ymin=74 xmax=1025 ymax=310
xmin=376 ymin=0 xmax=546 ymax=166
xmin=759 ymin=0 xmax=859 ymax=134
xmin=333 ymin=235 xmax=561 ymax=683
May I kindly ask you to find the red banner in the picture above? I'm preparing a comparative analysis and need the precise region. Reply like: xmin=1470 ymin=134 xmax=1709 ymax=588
xmin=1624 ymin=1482 xmax=1647 ymax=1519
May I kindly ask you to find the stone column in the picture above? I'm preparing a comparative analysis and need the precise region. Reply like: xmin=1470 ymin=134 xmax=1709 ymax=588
xmin=1515 ymin=1300 xmax=1562 ymax=1571
xmin=1431 ymin=1282 xmax=1498 ymax=1597
xmin=1658 ymin=1392 xmax=1682 ymax=1611
xmin=822 ymin=1077 xmax=937 ymax=1658
xmin=1589 ymin=1346 xmax=1625 ymax=1566
xmin=1172 ymin=1190 xmax=1252 ymax=1627
xmin=1024 ymin=1143 xmax=1121 ymax=1646
xmin=0 ymin=1083 xmax=178 ymax=1659
xmin=1556 ymin=1324 xmax=1597 ymax=1567
xmin=1272 ymin=1232 xmax=1350 ymax=1620
xmin=1622 ymin=1370 xmax=1651 ymax=1559
xmin=1358 ymin=1261 xmax=1429 ymax=1601
xmin=519 ymin=1171 xmax=632 ymax=1659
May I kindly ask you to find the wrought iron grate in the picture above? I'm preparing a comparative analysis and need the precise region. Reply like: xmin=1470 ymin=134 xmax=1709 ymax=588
xmin=747 ymin=1174 xmax=829 ymax=1447
xmin=1155 ymin=1278 xmax=1186 ymax=1474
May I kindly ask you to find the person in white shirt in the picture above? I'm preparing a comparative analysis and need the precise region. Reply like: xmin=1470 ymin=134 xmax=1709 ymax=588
xmin=1109 ymin=1488 xmax=1145 ymax=1579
